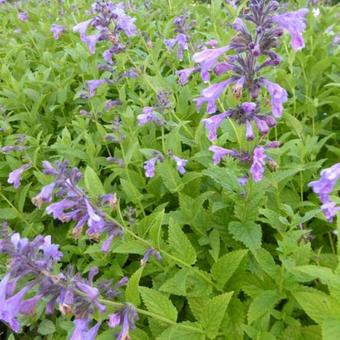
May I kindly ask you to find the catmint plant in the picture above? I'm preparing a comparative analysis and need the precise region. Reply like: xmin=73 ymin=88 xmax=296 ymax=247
xmin=178 ymin=0 xmax=308 ymax=181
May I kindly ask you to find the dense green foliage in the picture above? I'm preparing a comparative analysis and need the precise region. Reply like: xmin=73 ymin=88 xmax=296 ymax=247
xmin=0 ymin=0 xmax=339 ymax=339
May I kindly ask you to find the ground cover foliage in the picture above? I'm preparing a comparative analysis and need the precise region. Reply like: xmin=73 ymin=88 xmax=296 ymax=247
xmin=0 ymin=0 xmax=339 ymax=339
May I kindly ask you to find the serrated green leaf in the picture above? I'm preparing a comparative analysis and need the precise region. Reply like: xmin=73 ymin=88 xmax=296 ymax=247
xmin=159 ymin=269 xmax=189 ymax=296
xmin=125 ymin=267 xmax=144 ymax=306
xmin=200 ymin=292 xmax=233 ymax=338
xmin=228 ymin=221 xmax=262 ymax=250
xmin=247 ymin=290 xmax=280 ymax=324
xmin=158 ymin=160 xmax=184 ymax=193
xmin=158 ymin=322 xmax=204 ymax=340
xmin=322 ymin=320 xmax=340 ymax=340
xmin=84 ymin=165 xmax=105 ymax=197
xmin=139 ymin=287 xmax=178 ymax=322
xmin=168 ymin=220 xmax=197 ymax=265
xmin=211 ymin=249 xmax=248 ymax=289
xmin=0 ymin=208 xmax=17 ymax=220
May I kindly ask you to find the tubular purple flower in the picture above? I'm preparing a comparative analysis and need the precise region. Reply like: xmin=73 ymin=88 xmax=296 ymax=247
xmin=254 ymin=117 xmax=269 ymax=135
xmin=250 ymin=147 xmax=266 ymax=182
xmin=51 ymin=24 xmax=65 ymax=40
xmin=32 ymin=183 xmax=56 ymax=208
xmin=87 ymin=79 xmax=106 ymax=97
xmin=202 ymin=112 xmax=228 ymax=141
xmin=209 ymin=145 xmax=236 ymax=165
xmin=192 ymin=45 xmax=231 ymax=81
xmin=176 ymin=67 xmax=196 ymax=85
xmin=7 ymin=162 xmax=32 ymax=189
xmin=144 ymin=157 xmax=158 ymax=178
xmin=84 ymin=33 xmax=102 ymax=55
xmin=196 ymin=79 xmax=234 ymax=114
xmin=272 ymin=9 xmax=309 ymax=51
xmin=113 ymin=7 xmax=137 ymax=37
xmin=18 ymin=12 xmax=28 ymax=22
xmin=73 ymin=19 xmax=92 ymax=41
xmin=214 ymin=62 xmax=233 ymax=76
xmin=245 ymin=120 xmax=255 ymax=141
xmin=137 ymin=107 xmax=162 ymax=126
xmin=262 ymin=79 xmax=288 ymax=118
xmin=172 ymin=155 xmax=188 ymax=175
xmin=71 ymin=319 xmax=100 ymax=340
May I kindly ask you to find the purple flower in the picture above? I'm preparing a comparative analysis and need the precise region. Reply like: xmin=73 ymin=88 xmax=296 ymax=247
xmin=262 ymin=79 xmax=288 ymax=118
xmin=176 ymin=67 xmax=196 ymax=85
xmin=51 ymin=24 xmax=65 ymax=40
xmin=172 ymin=155 xmax=188 ymax=175
xmin=309 ymin=163 xmax=340 ymax=222
xmin=18 ymin=12 xmax=28 ymax=22
xmin=137 ymin=107 xmax=162 ymax=126
xmin=196 ymin=79 xmax=234 ymax=114
xmin=165 ymin=33 xmax=188 ymax=60
xmin=140 ymin=248 xmax=162 ymax=266
xmin=7 ymin=162 xmax=32 ymax=189
xmin=70 ymin=319 xmax=100 ymax=340
xmin=202 ymin=112 xmax=228 ymax=141
xmin=214 ymin=62 xmax=233 ymax=76
xmin=32 ymin=183 xmax=55 ymax=208
xmin=105 ymin=100 xmax=121 ymax=110
xmin=108 ymin=304 xmax=139 ymax=340
xmin=87 ymin=79 xmax=106 ymax=97
xmin=209 ymin=145 xmax=236 ymax=165
xmin=245 ymin=120 xmax=255 ymax=141
xmin=250 ymin=147 xmax=266 ymax=182
xmin=144 ymin=157 xmax=158 ymax=178
xmin=272 ymin=9 xmax=309 ymax=51
xmin=73 ymin=19 xmax=92 ymax=41
xmin=192 ymin=45 xmax=230 ymax=81
xmin=84 ymin=33 xmax=102 ymax=55
xmin=241 ymin=102 xmax=257 ymax=115
xmin=112 ymin=6 xmax=137 ymax=37
xmin=254 ymin=117 xmax=269 ymax=136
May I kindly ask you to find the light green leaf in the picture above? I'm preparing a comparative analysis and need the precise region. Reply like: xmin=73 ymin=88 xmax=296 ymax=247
xmin=200 ymin=292 xmax=233 ymax=338
xmin=38 ymin=320 xmax=56 ymax=335
xmin=125 ymin=267 xmax=144 ymax=306
xmin=247 ymin=290 xmax=280 ymax=324
xmin=84 ymin=165 xmax=105 ymax=197
xmin=168 ymin=220 xmax=197 ymax=265
xmin=139 ymin=287 xmax=178 ymax=322
xmin=211 ymin=249 xmax=248 ymax=289
xmin=228 ymin=221 xmax=262 ymax=250
xmin=322 ymin=320 xmax=340 ymax=340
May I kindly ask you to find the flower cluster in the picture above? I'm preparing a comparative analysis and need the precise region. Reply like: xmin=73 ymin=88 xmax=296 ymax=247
xmin=0 ymin=226 xmax=138 ymax=338
xmin=309 ymin=163 xmax=340 ymax=222
xmin=32 ymin=161 xmax=122 ymax=252
xmin=144 ymin=151 xmax=188 ymax=178
xmin=165 ymin=12 xmax=194 ymax=61
xmin=177 ymin=0 xmax=308 ymax=182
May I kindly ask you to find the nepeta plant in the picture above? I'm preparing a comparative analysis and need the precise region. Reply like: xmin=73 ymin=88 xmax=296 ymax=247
xmin=179 ymin=0 xmax=308 ymax=182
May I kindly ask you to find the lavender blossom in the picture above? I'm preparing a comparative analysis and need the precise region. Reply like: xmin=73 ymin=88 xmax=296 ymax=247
xmin=176 ymin=67 xmax=197 ymax=85
xmin=309 ymin=163 xmax=340 ymax=222
xmin=137 ymin=107 xmax=162 ymax=126
xmin=51 ymin=24 xmax=65 ymax=40
xmin=202 ymin=112 xmax=229 ymax=141
xmin=87 ymin=79 xmax=106 ymax=97
xmin=165 ymin=33 xmax=188 ymax=61
xmin=108 ymin=304 xmax=139 ymax=340
xmin=272 ymin=9 xmax=309 ymax=51
xmin=70 ymin=319 xmax=100 ymax=340
xmin=32 ymin=161 xmax=122 ymax=251
xmin=18 ymin=12 xmax=28 ymax=22
xmin=144 ymin=157 xmax=158 ymax=178
xmin=172 ymin=155 xmax=188 ymax=175
xmin=250 ymin=147 xmax=266 ymax=182
xmin=262 ymin=79 xmax=288 ymax=118
xmin=209 ymin=145 xmax=236 ymax=165
xmin=7 ymin=162 xmax=32 ymax=189
xmin=140 ymin=248 xmax=162 ymax=266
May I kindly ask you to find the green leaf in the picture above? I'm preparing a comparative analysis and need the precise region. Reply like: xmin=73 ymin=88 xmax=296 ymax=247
xmin=159 ymin=269 xmax=189 ymax=296
xmin=148 ymin=209 xmax=165 ymax=248
xmin=211 ymin=249 xmax=248 ymax=289
xmin=0 ymin=208 xmax=17 ymax=219
xmin=200 ymin=292 xmax=233 ymax=338
xmin=168 ymin=220 xmax=197 ymax=265
xmin=159 ymin=322 xmax=204 ymax=340
xmin=247 ymin=290 xmax=280 ymax=324
xmin=125 ymin=267 xmax=144 ymax=306
xmin=158 ymin=160 xmax=184 ymax=193
xmin=38 ymin=319 xmax=56 ymax=335
xmin=84 ymin=165 xmax=105 ymax=197
xmin=322 ymin=320 xmax=340 ymax=340
xmin=228 ymin=221 xmax=262 ymax=250
xmin=139 ymin=287 xmax=178 ymax=322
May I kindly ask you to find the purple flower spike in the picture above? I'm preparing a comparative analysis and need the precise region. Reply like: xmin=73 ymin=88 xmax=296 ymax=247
xmin=273 ymin=9 xmax=309 ymax=51
xmin=202 ymin=112 xmax=228 ymax=141
xmin=87 ymin=79 xmax=106 ymax=97
xmin=250 ymin=147 xmax=266 ymax=182
xmin=172 ymin=155 xmax=188 ymax=175
xmin=144 ymin=157 xmax=158 ymax=178
xmin=209 ymin=145 xmax=235 ymax=165
xmin=196 ymin=79 xmax=234 ymax=114
xmin=7 ymin=162 xmax=32 ymax=189
xmin=192 ymin=45 xmax=230 ymax=81
xmin=70 ymin=319 xmax=100 ymax=340
xmin=176 ymin=67 xmax=196 ymax=85
xmin=51 ymin=24 xmax=65 ymax=40
xmin=18 ymin=12 xmax=28 ymax=22
xmin=262 ymin=79 xmax=288 ymax=118
xmin=137 ymin=107 xmax=162 ymax=126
